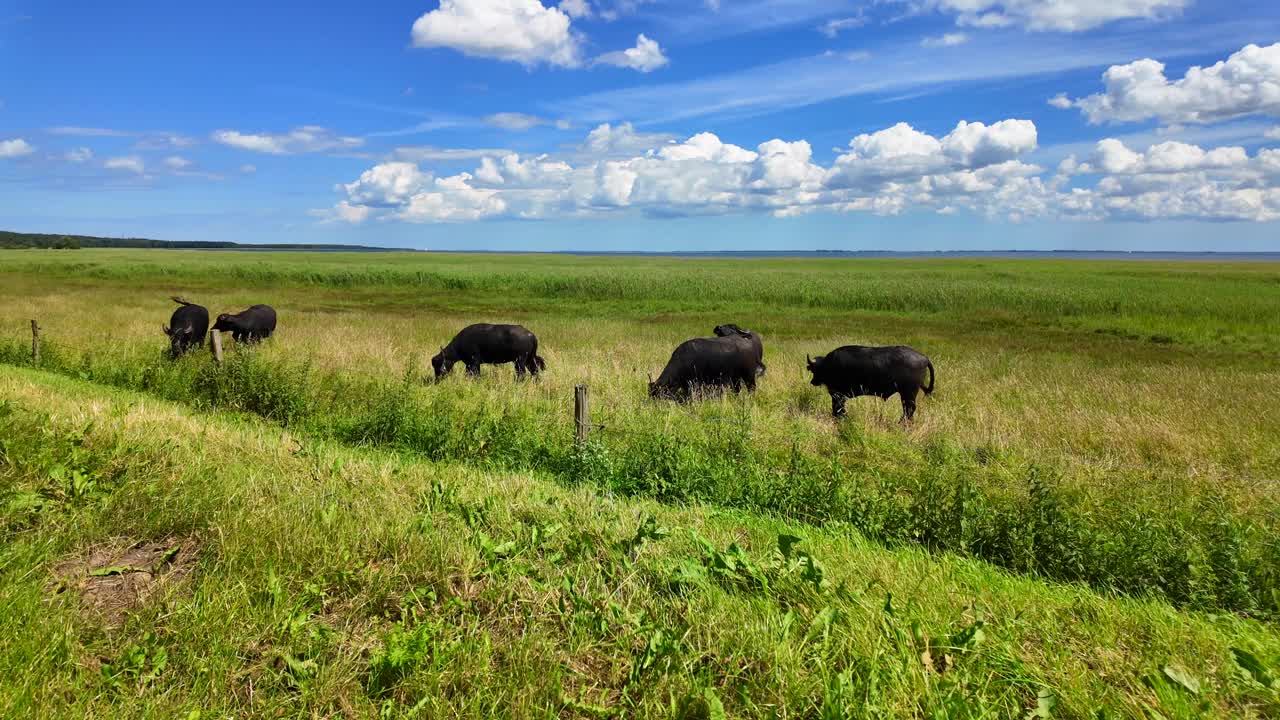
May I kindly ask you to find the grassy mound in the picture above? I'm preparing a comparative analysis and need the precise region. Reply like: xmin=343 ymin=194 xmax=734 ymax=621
xmin=2 ymin=367 xmax=1278 ymax=718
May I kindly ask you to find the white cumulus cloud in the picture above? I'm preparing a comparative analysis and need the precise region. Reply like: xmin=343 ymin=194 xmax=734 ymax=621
xmin=942 ymin=119 xmax=1038 ymax=165
xmin=398 ymin=173 xmax=509 ymax=222
xmin=559 ymin=0 xmax=590 ymax=17
xmin=594 ymin=34 xmax=669 ymax=73
xmin=0 ymin=138 xmax=35 ymax=158
xmin=474 ymin=153 xmax=572 ymax=185
xmin=1056 ymin=42 xmax=1280 ymax=125
xmin=212 ymin=126 xmax=364 ymax=155
xmin=164 ymin=156 xmax=193 ymax=170
xmin=1057 ymin=138 xmax=1280 ymax=221
xmin=319 ymin=120 xmax=1280 ymax=225
xmin=411 ymin=0 xmax=581 ymax=68
xmin=341 ymin=162 xmax=432 ymax=206
xmin=579 ymin=122 xmax=677 ymax=158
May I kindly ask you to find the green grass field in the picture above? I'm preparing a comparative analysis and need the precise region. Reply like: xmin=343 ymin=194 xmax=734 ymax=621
xmin=2 ymin=249 xmax=1278 ymax=718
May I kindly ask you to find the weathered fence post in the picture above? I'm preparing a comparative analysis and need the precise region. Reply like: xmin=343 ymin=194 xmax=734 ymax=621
xmin=30 ymin=320 xmax=40 ymax=365
xmin=574 ymin=384 xmax=590 ymax=444
xmin=210 ymin=329 xmax=224 ymax=364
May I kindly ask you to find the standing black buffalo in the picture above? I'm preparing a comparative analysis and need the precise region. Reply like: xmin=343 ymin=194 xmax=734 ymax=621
xmin=432 ymin=323 xmax=545 ymax=380
xmin=212 ymin=304 xmax=277 ymax=343
xmin=162 ymin=296 xmax=209 ymax=359
xmin=806 ymin=345 xmax=935 ymax=421
xmin=649 ymin=335 xmax=760 ymax=401
xmin=713 ymin=323 xmax=766 ymax=376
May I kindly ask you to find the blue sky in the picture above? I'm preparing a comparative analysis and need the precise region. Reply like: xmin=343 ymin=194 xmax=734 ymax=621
xmin=2 ymin=0 xmax=1279 ymax=251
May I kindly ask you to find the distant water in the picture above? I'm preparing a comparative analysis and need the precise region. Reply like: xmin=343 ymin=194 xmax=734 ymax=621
xmin=189 ymin=247 xmax=1280 ymax=261
xmin=513 ymin=250 xmax=1280 ymax=261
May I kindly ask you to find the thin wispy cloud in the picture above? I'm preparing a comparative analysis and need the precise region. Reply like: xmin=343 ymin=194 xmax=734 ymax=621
xmin=819 ymin=14 xmax=868 ymax=38
xmin=552 ymin=22 xmax=1275 ymax=125
xmin=211 ymin=126 xmax=364 ymax=155
xmin=393 ymin=146 xmax=514 ymax=162
xmin=658 ymin=0 xmax=865 ymax=41
xmin=48 ymin=126 xmax=132 ymax=137
xmin=921 ymin=32 xmax=969 ymax=47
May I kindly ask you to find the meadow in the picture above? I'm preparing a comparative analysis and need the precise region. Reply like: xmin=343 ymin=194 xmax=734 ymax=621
xmin=1 ymin=248 xmax=1279 ymax=718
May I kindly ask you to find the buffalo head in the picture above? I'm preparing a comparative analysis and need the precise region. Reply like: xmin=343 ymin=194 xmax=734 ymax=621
xmin=806 ymin=354 xmax=825 ymax=386
xmin=212 ymin=313 xmax=233 ymax=331
xmin=431 ymin=349 xmax=452 ymax=379
xmin=713 ymin=323 xmax=752 ymax=338
xmin=163 ymin=323 xmax=192 ymax=359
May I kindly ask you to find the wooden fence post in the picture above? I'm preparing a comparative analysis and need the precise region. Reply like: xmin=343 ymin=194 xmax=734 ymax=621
xmin=574 ymin=384 xmax=590 ymax=444
xmin=30 ymin=320 xmax=39 ymax=365
xmin=210 ymin=329 xmax=224 ymax=364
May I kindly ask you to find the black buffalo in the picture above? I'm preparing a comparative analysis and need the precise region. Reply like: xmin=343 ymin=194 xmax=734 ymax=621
xmin=713 ymin=323 xmax=766 ymax=376
xmin=162 ymin=296 xmax=209 ymax=359
xmin=806 ymin=345 xmax=935 ymax=421
xmin=432 ymin=323 xmax=545 ymax=380
xmin=212 ymin=304 xmax=277 ymax=343
xmin=649 ymin=335 xmax=759 ymax=401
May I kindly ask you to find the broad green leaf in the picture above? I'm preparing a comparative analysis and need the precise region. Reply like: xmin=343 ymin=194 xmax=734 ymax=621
xmin=703 ymin=687 xmax=727 ymax=720
xmin=1231 ymin=647 xmax=1276 ymax=687
xmin=1162 ymin=665 xmax=1201 ymax=695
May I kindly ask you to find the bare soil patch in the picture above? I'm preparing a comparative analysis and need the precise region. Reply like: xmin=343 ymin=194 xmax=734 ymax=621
xmin=53 ymin=536 xmax=200 ymax=627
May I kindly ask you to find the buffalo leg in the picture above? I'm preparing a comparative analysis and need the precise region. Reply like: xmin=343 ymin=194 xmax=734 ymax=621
xmin=831 ymin=393 xmax=847 ymax=418
xmin=744 ymin=373 xmax=757 ymax=392
xmin=899 ymin=388 xmax=918 ymax=423
xmin=465 ymin=361 xmax=481 ymax=378
xmin=515 ymin=360 xmax=527 ymax=380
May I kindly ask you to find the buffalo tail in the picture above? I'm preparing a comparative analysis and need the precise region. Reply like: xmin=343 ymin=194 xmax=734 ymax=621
xmin=924 ymin=361 xmax=935 ymax=395
xmin=534 ymin=355 xmax=547 ymax=371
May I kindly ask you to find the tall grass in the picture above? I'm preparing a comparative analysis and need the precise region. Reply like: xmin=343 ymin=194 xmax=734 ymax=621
xmin=4 ymin=249 xmax=1279 ymax=352
xmin=2 ymin=250 xmax=1278 ymax=616
xmin=3 ymin=336 xmax=1276 ymax=616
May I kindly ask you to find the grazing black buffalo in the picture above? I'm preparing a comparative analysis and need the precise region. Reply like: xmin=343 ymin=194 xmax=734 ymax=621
xmin=713 ymin=323 xmax=766 ymax=377
xmin=212 ymin=304 xmax=277 ymax=343
xmin=432 ymin=323 xmax=546 ymax=380
xmin=649 ymin=335 xmax=759 ymax=401
xmin=162 ymin=296 xmax=209 ymax=359
xmin=806 ymin=345 xmax=935 ymax=421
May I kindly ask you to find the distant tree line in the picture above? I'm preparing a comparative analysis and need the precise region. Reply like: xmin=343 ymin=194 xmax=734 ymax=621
xmin=0 ymin=230 xmax=391 ymax=251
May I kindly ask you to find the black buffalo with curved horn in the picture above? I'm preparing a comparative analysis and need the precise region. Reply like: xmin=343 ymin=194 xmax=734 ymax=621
xmin=713 ymin=323 xmax=766 ymax=377
xmin=432 ymin=323 xmax=546 ymax=380
xmin=212 ymin=304 xmax=277 ymax=343
xmin=649 ymin=334 xmax=759 ymax=401
xmin=806 ymin=345 xmax=935 ymax=421
xmin=162 ymin=296 xmax=209 ymax=359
